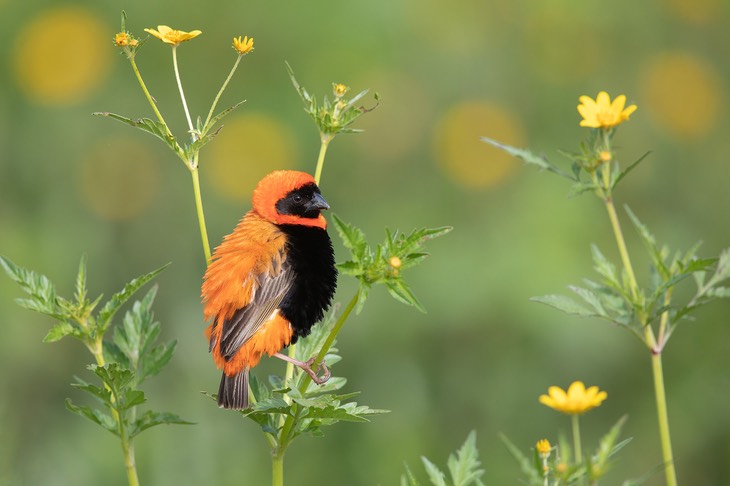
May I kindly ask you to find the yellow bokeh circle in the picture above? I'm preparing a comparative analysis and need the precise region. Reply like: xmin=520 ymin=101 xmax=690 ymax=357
xmin=666 ymin=0 xmax=721 ymax=24
xmin=13 ymin=6 xmax=111 ymax=105
xmin=207 ymin=113 xmax=297 ymax=201
xmin=435 ymin=101 xmax=524 ymax=189
xmin=639 ymin=52 xmax=723 ymax=140
xmin=79 ymin=136 xmax=159 ymax=221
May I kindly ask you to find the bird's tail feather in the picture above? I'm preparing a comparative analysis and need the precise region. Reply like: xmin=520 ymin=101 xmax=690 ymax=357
xmin=218 ymin=368 xmax=249 ymax=410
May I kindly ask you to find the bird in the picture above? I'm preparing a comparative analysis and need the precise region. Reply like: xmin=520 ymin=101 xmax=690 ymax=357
xmin=201 ymin=170 xmax=338 ymax=410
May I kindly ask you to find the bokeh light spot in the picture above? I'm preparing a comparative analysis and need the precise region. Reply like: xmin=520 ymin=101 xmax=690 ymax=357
xmin=13 ymin=6 xmax=111 ymax=105
xmin=640 ymin=52 xmax=723 ymax=140
xmin=435 ymin=101 xmax=524 ymax=189
xmin=207 ymin=113 xmax=296 ymax=201
xmin=79 ymin=136 xmax=159 ymax=221
xmin=665 ymin=0 xmax=721 ymax=24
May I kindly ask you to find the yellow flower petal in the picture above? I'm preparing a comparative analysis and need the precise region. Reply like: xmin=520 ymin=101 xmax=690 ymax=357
xmin=145 ymin=25 xmax=201 ymax=46
xmin=577 ymin=91 xmax=638 ymax=128
xmin=539 ymin=381 xmax=607 ymax=415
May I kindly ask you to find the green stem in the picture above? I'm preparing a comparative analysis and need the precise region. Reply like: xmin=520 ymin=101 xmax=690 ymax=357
xmin=121 ymin=440 xmax=140 ymax=486
xmin=203 ymin=54 xmax=243 ymax=131
xmin=572 ymin=413 xmax=582 ymax=464
xmin=89 ymin=338 xmax=140 ymax=486
xmin=129 ymin=57 xmax=169 ymax=131
xmin=191 ymin=167 xmax=212 ymax=265
xmin=650 ymin=343 xmax=678 ymax=486
xmin=274 ymin=291 xmax=359 ymax=471
xmin=272 ymin=450 xmax=284 ymax=486
xmin=129 ymin=54 xmax=187 ymax=165
xmin=314 ymin=135 xmax=332 ymax=186
xmin=604 ymin=198 xmax=640 ymax=301
xmin=172 ymin=46 xmax=195 ymax=138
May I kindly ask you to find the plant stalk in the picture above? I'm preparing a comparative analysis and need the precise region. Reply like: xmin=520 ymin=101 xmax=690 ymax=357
xmin=272 ymin=450 xmax=284 ymax=486
xmin=572 ymin=413 xmax=582 ymax=464
xmin=172 ymin=46 xmax=195 ymax=137
xmin=649 ymin=341 xmax=678 ymax=486
xmin=204 ymin=54 xmax=243 ymax=131
xmin=191 ymin=167 xmax=212 ymax=264
xmin=314 ymin=136 xmax=332 ymax=186
xmin=273 ymin=291 xmax=359 ymax=483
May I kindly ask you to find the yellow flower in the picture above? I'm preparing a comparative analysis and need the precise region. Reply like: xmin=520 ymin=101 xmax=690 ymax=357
xmin=144 ymin=25 xmax=201 ymax=46
xmin=577 ymin=91 xmax=637 ymax=128
xmin=333 ymin=83 xmax=349 ymax=98
xmin=599 ymin=150 xmax=612 ymax=162
xmin=539 ymin=381 xmax=607 ymax=415
xmin=114 ymin=32 xmax=130 ymax=46
xmin=389 ymin=256 xmax=402 ymax=268
xmin=233 ymin=35 xmax=254 ymax=55
xmin=536 ymin=439 xmax=551 ymax=456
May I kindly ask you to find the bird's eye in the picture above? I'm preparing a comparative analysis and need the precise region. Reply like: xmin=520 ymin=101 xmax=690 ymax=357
xmin=292 ymin=194 xmax=303 ymax=203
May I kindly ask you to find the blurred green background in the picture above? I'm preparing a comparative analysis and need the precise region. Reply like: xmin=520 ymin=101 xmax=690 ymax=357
xmin=1 ymin=0 xmax=729 ymax=484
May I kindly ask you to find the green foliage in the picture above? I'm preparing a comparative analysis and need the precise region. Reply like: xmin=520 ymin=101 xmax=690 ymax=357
xmin=332 ymin=214 xmax=452 ymax=313
xmin=501 ymin=417 xmax=629 ymax=485
xmin=531 ymin=210 xmax=730 ymax=347
xmin=286 ymin=62 xmax=379 ymax=140
xmin=401 ymin=431 xmax=485 ymax=486
xmin=1 ymin=255 xmax=189 ymax=481
xmin=217 ymin=309 xmax=388 ymax=444
xmin=481 ymin=134 xmax=651 ymax=198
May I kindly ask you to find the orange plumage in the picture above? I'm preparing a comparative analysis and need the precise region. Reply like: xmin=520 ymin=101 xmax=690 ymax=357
xmin=202 ymin=170 xmax=337 ymax=409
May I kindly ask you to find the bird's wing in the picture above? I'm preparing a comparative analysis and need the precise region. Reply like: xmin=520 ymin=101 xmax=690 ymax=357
xmin=218 ymin=258 xmax=295 ymax=359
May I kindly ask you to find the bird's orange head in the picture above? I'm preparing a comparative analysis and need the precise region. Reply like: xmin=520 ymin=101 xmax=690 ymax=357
xmin=251 ymin=170 xmax=330 ymax=229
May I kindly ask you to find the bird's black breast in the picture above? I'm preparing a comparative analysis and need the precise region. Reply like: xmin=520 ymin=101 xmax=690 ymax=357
xmin=278 ymin=224 xmax=337 ymax=342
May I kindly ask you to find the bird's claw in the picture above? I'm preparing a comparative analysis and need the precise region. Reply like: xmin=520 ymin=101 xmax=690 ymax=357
xmin=303 ymin=357 xmax=331 ymax=385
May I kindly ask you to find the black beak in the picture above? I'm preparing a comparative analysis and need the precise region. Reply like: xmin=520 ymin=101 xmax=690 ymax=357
xmin=307 ymin=192 xmax=330 ymax=211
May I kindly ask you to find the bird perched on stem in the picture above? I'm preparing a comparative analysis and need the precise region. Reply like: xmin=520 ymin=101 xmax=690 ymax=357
xmin=202 ymin=170 xmax=338 ymax=409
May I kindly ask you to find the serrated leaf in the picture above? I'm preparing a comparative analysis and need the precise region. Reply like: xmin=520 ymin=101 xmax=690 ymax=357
xmin=421 ymin=456 xmax=447 ymax=486
xmin=96 ymin=264 xmax=169 ymax=335
xmin=447 ymin=431 xmax=484 ymax=486
xmin=336 ymin=261 xmax=363 ymax=276
xmin=43 ymin=321 xmax=78 ymax=343
xmin=531 ymin=294 xmax=596 ymax=317
xmin=332 ymin=214 xmax=368 ymax=260
xmin=386 ymin=280 xmax=426 ymax=313
xmin=130 ymin=410 xmax=193 ymax=438
xmin=401 ymin=463 xmax=422 ymax=486
xmin=481 ymin=137 xmax=574 ymax=180
xmin=569 ymin=285 xmax=606 ymax=316
xmin=94 ymin=113 xmax=179 ymax=153
xmin=1 ymin=256 xmax=63 ymax=320
xmin=355 ymin=283 xmax=370 ymax=314
xmin=65 ymin=399 xmax=119 ymax=436
xmin=500 ymin=433 xmax=543 ymax=483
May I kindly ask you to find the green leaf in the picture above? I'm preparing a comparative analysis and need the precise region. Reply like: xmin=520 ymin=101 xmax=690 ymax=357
xmin=447 ymin=431 xmax=485 ymax=486
xmin=94 ymin=113 xmax=180 ymax=154
xmin=401 ymin=463 xmax=422 ymax=486
xmin=612 ymin=151 xmax=651 ymax=189
xmin=332 ymin=214 xmax=368 ymax=261
xmin=500 ymin=433 xmax=544 ymax=484
xmin=43 ymin=321 xmax=80 ymax=343
xmin=0 ymin=256 xmax=63 ymax=320
xmin=65 ymin=399 xmax=119 ymax=436
xmin=481 ymin=137 xmax=575 ymax=180
xmin=96 ymin=263 xmax=169 ymax=335
xmin=74 ymin=255 xmax=88 ymax=307
xmin=531 ymin=294 xmax=596 ymax=317
xmin=130 ymin=410 xmax=193 ymax=439
xmin=386 ymin=280 xmax=426 ymax=313
xmin=421 ymin=456 xmax=447 ymax=486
